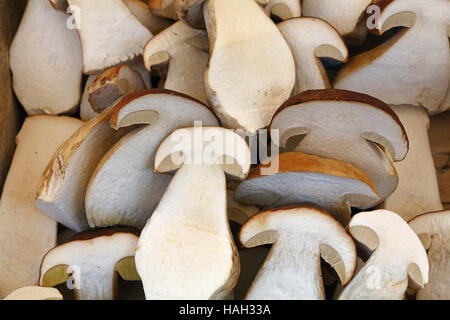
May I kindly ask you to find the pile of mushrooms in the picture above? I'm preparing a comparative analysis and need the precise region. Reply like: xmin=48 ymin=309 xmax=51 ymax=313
xmin=0 ymin=0 xmax=448 ymax=300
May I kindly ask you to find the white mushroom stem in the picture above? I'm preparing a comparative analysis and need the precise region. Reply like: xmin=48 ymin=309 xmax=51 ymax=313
xmin=381 ymin=105 xmax=443 ymax=221
xmin=247 ymin=237 xmax=323 ymax=300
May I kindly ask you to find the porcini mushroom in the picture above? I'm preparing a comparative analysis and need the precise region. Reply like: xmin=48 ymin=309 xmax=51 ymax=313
xmin=381 ymin=106 xmax=443 ymax=221
xmin=235 ymin=152 xmax=380 ymax=225
xmin=334 ymin=0 xmax=450 ymax=114
xmin=265 ymin=0 xmax=301 ymax=21
xmin=85 ymin=90 xmax=219 ymax=230
xmin=3 ymin=286 xmax=62 ymax=300
xmin=409 ymin=210 xmax=450 ymax=300
xmin=149 ymin=0 xmax=178 ymax=20
xmin=174 ymin=0 xmax=205 ymax=29
xmin=239 ymin=206 xmax=357 ymax=300
xmin=143 ymin=21 xmax=209 ymax=103
xmin=278 ymin=17 xmax=348 ymax=95
xmin=10 ymin=0 xmax=83 ymax=115
xmin=88 ymin=65 xmax=146 ymax=113
xmin=227 ymin=190 xmax=259 ymax=226
xmin=204 ymin=0 xmax=295 ymax=131
xmin=36 ymin=107 xmax=136 ymax=231
xmin=269 ymin=89 xmax=409 ymax=202
xmin=135 ymin=126 xmax=251 ymax=299
xmin=0 ymin=115 xmax=83 ymax=298
xmin=40 ymin=228 xmax=139 ymax=300
xmin=301 ymin=0 xmax=372 ymax=43
xmin=338 ymin=209 xmax=429 ymax=300
xmin=80 ymin=74 xmax=100 ymax=121
xmin=67 ymin=0 xmax=152 ymax=74
xmin=123 ymin=0 xmax=171 ymax=34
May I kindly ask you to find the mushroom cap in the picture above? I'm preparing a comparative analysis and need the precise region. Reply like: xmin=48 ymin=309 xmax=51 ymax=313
xmin=270 ymin=89 xmax=408 ymax=202
xmin=3 ymin=286 xmax=63 ymax=300
xmin=155 ymin=126 xmax=251 ymax=179
xmin=67 ymin=0 xmax=152 ymax=74
xmin=239 ymin=206 xmax=357 ymax=285
xmin=227 ymin=190 xmax=259 ymax=225
xmin=40 ymin=228 xmax=139 ymax=300
xmin=235 ymin=152 xmax=380 ymax=225
xmin=409 ymin=210 xmax=450 ymax=300
xmin=204 ymin=0 xmax=295 ymax=131
xmin=349 ymin=210 xmax=429 ymax=289
xmin=88 ymin=65 xmax=146 ymax=113
xmin=278 ymin=17 xmax=348 ymax=94
xmin=85 ymin=90 xmax=219 ymax=229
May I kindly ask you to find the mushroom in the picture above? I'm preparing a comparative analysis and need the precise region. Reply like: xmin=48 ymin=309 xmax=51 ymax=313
xmin=278 ymin=17 xmax=348 ymax=95
xmin=0 ymin=115 xmax=83 ymax=298
xmin=239 ymin=206 xmax=357 ymax=300
xmin=80 ymin=74 xmax=100 ymax=121
xmin=264 ymin=0 xmax=301 ymax=21
xmin=143 ymin=21 xmax=209 ymax=103
xmin=85 ymin=90 xmax=219 ymax=230
xmin=409 ymin=210 xmax=450 ymax=300
xmin=40 ymin=228 xmax=140 ymax=300
xmin=3 ymin=286 xmax=62 ymax=300
xmin=67 ymin=0 xmax=152 ymax=74
xmin=10 ymin=0 xmax=83 ymax=115
xmin=204 ymin=0 xmax=295 ymax=131
xmin=301 ymin=0 xmax=372 ymax=44
xmin=36 ymin=107 xmax=136 ymax=231
xmin=235 ymin=152 xmax=380 ymax=225
xmin=174 ymin=0 xmax=206 ymax=29
xmin=123 ymin=0 xmax=171 ymax=34
xmin=227 ymin=190 xmax=259 ymax=226
xmin=269 ymin=89 xmax=409 ymax=203
xmin=149 ymin=0 xmax=178 ymax=20
xmin=381 ymin=106 xmax=443 ymax=221
xmin=88 ymin=65 xmax=146 ymax=113
xmin=334 ymin=0 xmax=450 ymax=114
xmin=338 ymin=210 xmax=429 ymax=300
xmin=135 ymin=126 xmax=251 ymax=299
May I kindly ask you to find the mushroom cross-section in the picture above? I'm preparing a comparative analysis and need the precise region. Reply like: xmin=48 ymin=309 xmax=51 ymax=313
xmin=409 ymin=210 xmax=450 ymax=300
xmin=269 ymin=89 xmax=409 ymax=203
xmin=3 ymin=286 xmax=63 ymax=300
xmin=239 ymin=206 xmax=357 ymax=300
xmin=10 ymin=0 xmax=83 ymax=115
xmin=264 ymin=0 xmax=301 ymax=20
xmin=67 ymin=0 xmax=152 ymax=74
xmin=149 ymin=0 xmax=178 ymax=20
xmin=204 ymin=0 xmax=295 ymax=131
xmin=334 ymin=0 xmax=450 ymax=114
xmin=123 ymin=0 xmax=171 ymax=34
xmin=85 ymin=90 xmax=219 ymax=230
xmin=235 ymin=152 xmax=380 ymax=225
xmin=143 ymin=21 xmax=209 ymax=103
xmin=338 ymin=210 xmax=429 ymax=300
xmin=174 ymin=0 xmax=206 ymax=29
xmin=36 ymin=106 xmax=137 ymax=231
xmin=301 ymin=0 xmax=372 ymax=43
xmin=40 ymin=228 xmax=140 ymax=300
xmin=278 ymin=17 xmax=348 ymax=95
xmin=135 ymin=126 xmax=251 ymax=299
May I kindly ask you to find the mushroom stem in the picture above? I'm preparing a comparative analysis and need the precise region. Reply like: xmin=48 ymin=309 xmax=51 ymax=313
xmin=73 ymin=266 xmax=117 ymax=300
xmin=246 ymin=237 xmax=323 ymax=300
xmin=381 ymin=105 xmax=443 ymax=221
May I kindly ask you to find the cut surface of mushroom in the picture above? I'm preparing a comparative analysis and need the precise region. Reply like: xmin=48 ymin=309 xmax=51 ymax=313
xmin=338 ymin=210 xmax=429 ymax=300
xmin=67 ymin=0 xmax=152 ymax=74
xmin=204 ymin=0 xmax=295 ymax=131
xmin=135 ymin=126 xmax=251 ymax=299
xmin=10 ymin=0 xmax=83 ymax=115
xmin=149 ymin=0 xmax=178 ymax=20
xmin=381 ymin=106 xmax=443 ymax=221
xmin=235 ymin=152 xmax=380 ymax=225
xmin=278 ymin=17 xmax=348 ymax=95
xmin=174 ymin=0 xmax=205 ymax=29
xmin=143 ymin=21 xmax=209 ymax=103
xmin=334 ymin=0 xmax=450 ymax=114
xmin=301 ymin=0 xmax=372 ymax=43
xmin=123 ymin=0 xmax=171 ymax=34
xmin=270 ymin=89 xmax=408 ymax=203
xmin=36 ymin=107 xmax=136 ymax=231
xmin=40 ymin=228 xmax=139 ymax=300
xmin=88 ymin=65 xmax=146 ymax=113
xmin=3 ymin=286 xmax=63 ymax=300
xmin=265 ymin=0 xmax=301 ymax=20
xmin=239 ymin=206 xmax=357 ymax=300
xmin=0 ymin=115 xmax=83 ymax=298
xmin=85 ymin=90 xmax=219 ymax=230
xmin=80 ymin=74 xmax=100 ymax=121
xmin=227 ymin=190 xmax=259 ymax=226
xmin=409 ymin=210 xmax=450 ymax=300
